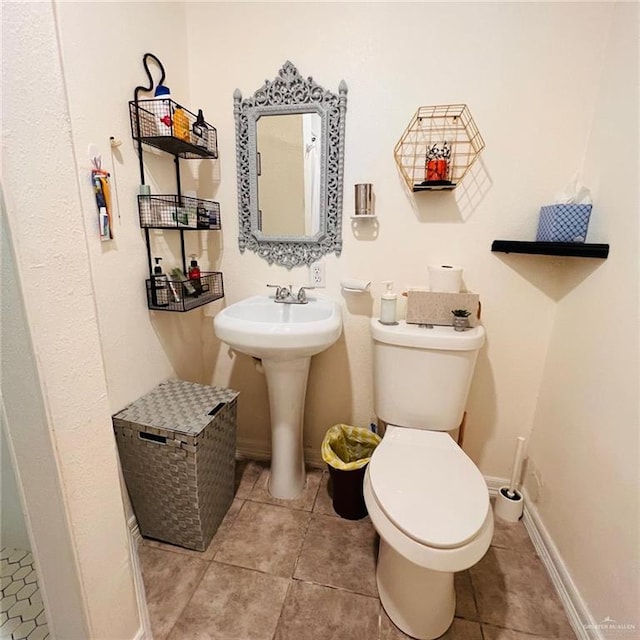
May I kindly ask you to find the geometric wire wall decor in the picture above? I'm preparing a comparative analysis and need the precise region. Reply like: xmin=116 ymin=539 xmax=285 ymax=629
xmin=394 ymin=104 xmax=485 ymax=192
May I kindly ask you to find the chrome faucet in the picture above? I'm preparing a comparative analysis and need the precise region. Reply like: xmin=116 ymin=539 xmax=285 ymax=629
xmin=266 ymin=284 xmax=314 ymax=304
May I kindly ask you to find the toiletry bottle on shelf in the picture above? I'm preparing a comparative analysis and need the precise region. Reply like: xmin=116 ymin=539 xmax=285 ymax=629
xmin=379 ymin=281 xmax=398 ymax=325
xmin=173 ymin=105 xmax=190 ymax=142
xmin=188 ymin=255 xmax=203 ymax=296
xmin=152 ymin=85 xmax=173 ymax=135
xmin=151 ymin=257 xmax=169 ymax=307
xmin=191 ymin=109 xmax=209 ymax=148
xmin=170 ymin=267 xmax=198 ymax=297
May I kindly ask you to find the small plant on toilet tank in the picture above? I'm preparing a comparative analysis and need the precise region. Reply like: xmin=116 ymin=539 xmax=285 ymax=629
xmin=451 ymin=309 xmax=471 ymax=331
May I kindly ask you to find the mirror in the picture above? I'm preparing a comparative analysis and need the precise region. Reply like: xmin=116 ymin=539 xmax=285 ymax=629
xmin=257 ymin=113 xmax=322 ymax=237
xmin=234 ymin=61 xmax=348 ymax=268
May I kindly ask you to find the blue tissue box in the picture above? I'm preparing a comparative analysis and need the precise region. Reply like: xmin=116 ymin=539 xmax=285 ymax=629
xmin=536 ymin=204 xmax=592 ymax=243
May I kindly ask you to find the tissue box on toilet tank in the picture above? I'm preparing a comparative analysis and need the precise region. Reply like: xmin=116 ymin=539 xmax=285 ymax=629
xmin=536 ymin=204 xmax=592 ymax=243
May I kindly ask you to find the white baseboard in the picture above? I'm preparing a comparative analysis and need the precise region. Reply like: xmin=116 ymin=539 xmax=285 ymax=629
xmin=521 ymin=490 xmax=601 ymax=640
xmin=235 ymin=438 xmax=324 ymax=469
xmin=132 ymin=626 xmax=148 ymax=640
xmin=483 ymin=475 xmax=509 ymax=497
xmin=236 ymin=437 xmax=270 ymax=462
xmin=128 ymin=515 xmax=153 ymax=640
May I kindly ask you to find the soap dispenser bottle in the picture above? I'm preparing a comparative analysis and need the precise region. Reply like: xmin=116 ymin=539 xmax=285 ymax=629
xmin=191 ymin=109 xmax=209 ymax=148
xmin=379 ymin=281 xmax=398 ymax=325
xmin=151 ymin=257 xmax=169 ymax=308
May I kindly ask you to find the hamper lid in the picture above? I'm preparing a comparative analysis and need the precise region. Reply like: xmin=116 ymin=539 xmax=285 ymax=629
xmin=113 ymin=379 xmax=238 ymax=436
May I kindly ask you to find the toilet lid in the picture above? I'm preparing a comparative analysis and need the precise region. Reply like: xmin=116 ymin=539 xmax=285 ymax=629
xmin=368 ymin=428 xmax=489 ymax=549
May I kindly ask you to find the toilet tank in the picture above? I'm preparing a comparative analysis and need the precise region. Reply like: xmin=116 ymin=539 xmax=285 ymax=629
xmin=370 ymin=320 xmax=485 ymax=431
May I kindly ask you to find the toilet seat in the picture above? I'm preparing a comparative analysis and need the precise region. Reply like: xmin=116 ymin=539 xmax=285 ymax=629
xmin=368 ymin=427 xmax=490 ymax=550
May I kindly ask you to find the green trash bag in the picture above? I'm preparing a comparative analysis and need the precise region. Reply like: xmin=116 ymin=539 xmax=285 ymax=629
xmin=321 ymin=424 xmax=381 ymax=471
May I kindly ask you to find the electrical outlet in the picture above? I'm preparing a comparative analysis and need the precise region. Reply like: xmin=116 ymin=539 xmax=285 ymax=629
xmin=309 ymin=262 xmax=325 ymax=288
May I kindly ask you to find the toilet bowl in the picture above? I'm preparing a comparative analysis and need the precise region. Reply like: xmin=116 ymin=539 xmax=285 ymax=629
xmin=364 ymin=428 xmax=493 ymax=639
xmin=367 ymin=319 xmax=491 ymax=639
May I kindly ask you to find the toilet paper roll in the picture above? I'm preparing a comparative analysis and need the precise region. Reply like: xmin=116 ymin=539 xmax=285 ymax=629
xmin=341 ymin=278 xmax=371 ymax=292
xmin=428 ymin=265 xmax=463 ymax=293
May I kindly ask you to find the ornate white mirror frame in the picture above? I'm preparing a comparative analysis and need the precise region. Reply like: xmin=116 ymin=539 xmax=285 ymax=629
xmin=233 ymin=61 xmax=348 ymax=268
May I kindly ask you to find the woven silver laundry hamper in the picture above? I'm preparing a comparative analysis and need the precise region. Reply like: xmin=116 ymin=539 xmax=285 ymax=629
xmin=113 ymin=379 xmax=239 ymax=551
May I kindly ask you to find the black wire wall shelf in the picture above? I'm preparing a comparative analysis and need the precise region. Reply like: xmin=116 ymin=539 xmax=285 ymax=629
xmin=131 ymin=52 xmax=224 ymax=313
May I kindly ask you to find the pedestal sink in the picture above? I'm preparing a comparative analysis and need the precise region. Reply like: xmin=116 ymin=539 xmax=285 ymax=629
xmin=213 ymin=295 xmax=342 ymax=499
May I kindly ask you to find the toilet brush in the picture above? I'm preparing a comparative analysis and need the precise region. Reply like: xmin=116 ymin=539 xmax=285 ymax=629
xmin=495 ymin=436 xmax=525 ymax=522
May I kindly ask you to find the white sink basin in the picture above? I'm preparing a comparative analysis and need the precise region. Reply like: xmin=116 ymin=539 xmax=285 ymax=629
xmin=213 ymin=294 xmax=342 ymax=500
xmin=214 ymin=295 xmax=342 ymax=361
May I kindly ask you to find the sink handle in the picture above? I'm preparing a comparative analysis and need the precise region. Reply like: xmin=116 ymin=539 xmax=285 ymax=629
xmin=296 ymin=286 xmax=315 ymax=303
xmin=266 ymin=283 xmax=283 ymax=299
xmin=266 ymin=284 xmax=292 ymax=301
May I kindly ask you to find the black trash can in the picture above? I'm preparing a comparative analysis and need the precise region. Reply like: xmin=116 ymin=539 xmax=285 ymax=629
xmin=321 ymin=424 xmax=381 ymax=520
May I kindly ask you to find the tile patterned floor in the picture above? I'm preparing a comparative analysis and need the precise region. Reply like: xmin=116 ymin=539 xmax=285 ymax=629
xmin=0 ymin=548 xmax=49 ymax=640
xmin=138 ymin=460 xmax=577 ymax=640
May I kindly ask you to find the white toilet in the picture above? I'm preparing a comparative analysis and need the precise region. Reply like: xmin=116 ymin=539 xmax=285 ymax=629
xmin=364 ymin=319 xmax=493 ymax=640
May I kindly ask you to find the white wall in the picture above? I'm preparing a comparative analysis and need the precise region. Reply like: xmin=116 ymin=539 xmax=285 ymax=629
xmin=54 ymin=1 xmax=197 ymax=413
xmin=186 ymin=2 xmax=611 ymax=474
xmin=526 ymin=2 xmax=639 ymax=630
xmin=1 ymin=197 xmax=89 ymax=639
xmin=2 ymin=2 xmax=146 ymax=637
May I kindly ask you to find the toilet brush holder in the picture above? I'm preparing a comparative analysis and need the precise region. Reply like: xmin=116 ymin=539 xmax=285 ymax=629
xmin=495 ymin=435 xmax=526 ymax=522
xmin=495 ymin=487 xmax=524 ymax=522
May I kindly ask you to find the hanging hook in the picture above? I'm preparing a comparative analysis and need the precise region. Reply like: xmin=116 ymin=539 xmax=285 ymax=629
xmin=133 ymin=53 xmax=166 ymax=103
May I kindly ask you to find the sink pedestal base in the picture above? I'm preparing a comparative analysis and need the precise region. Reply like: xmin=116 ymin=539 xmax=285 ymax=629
xmin=262 ymin=356 xmax=311 ymax=499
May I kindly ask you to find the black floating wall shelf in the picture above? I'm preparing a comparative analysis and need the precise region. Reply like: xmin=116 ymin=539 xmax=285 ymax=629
xmin=491 ymin=240 xmax=609 ymax=259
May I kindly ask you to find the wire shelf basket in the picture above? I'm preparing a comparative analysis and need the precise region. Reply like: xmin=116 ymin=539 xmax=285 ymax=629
xmin=146 ymin=272 xmax=224 ymax=312
xmin=129 ymin=99 xmax=218 ymax=159
xmin=394 ymin=104 xmax=485 ymax=192
xmin=138 ymin=195 xmax=221 ymax=230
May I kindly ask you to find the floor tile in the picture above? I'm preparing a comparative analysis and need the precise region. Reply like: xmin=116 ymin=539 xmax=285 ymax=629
xmin=294 ymin=513 xmax=378 ymax=597
xmin=215 ymin=501 xmax=310 ymax=578
xmin=143 ymin=498 xmax=244 ymax=561
xmin=8 ymin=550 xmax=28 ymax=564
xmin=312 ymin=470 xmax=336 ymax=516
xmin=1 ymin=615 xmax=21 ymax=636
xmin=26 ymin=624 xmax=49 ymax=640
xmin=3 ymin=579 xmax=24 ymax=597
xmin=482 ymin=624 xmax=557 ymax=640
xmin=455 ymin=570 xmax=478 ymax=620
xmin=248 ymin=465 xmax=323 ymax=511
xmin=470 ymin=547 xmax=575 ymax=638
xmin=167 ymin=562 xmax=289 ymax=640
xmin=12 ymin=619 xmax=36 ymax=639
xmin=235 ymin=460 xmax=265 ymax=499
xmin=380 ymin=609 xmax=483 ymax=640
xmin=138 ymin=545 xmax=209 ymax=640
xmin=273 ymin=580 xmax=379 ymax=640
xmin=0 ymin=548 xmax=48 ymax=640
